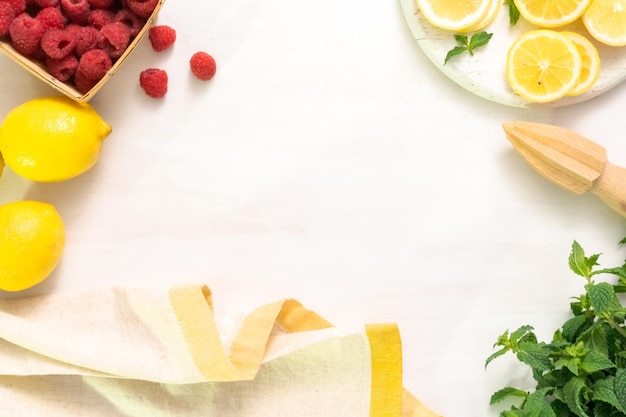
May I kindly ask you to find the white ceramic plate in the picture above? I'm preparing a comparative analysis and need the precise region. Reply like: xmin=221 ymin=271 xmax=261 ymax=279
xmin=399 ymin=0 xmax=626 ymax=107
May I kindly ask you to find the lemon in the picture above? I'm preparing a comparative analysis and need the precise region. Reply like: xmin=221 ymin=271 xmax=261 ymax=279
xmin=583 ymin=0 xmax=626 ymax=46
xmin=506 ymin=30 xmax=582 ymax=103
xmin=0 ymin=200 xmax=65 ymax=292
xmin=416 ymin=0 xmax=492 ymax=31
xmin=562 ymin=31 xmax=601 ymax=96
xmin=0 ymin=95 xmax=112 ymax=183
xmin=515 ymin=0 xmax=592 ymax=27
xmin=464 ymin=0 xmax=501 ymax=32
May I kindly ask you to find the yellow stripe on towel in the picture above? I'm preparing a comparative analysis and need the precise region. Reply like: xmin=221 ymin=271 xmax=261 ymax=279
xmin=367 ymin=323 xmax=403 ymax=417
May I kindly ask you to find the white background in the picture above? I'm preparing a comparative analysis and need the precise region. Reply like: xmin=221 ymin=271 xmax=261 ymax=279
xmin=2 ymin=1 xmax=626 ymax=416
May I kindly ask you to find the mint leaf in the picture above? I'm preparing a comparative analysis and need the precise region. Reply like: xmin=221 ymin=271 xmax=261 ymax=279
xmin=615 ymin=368 xmax=626 ymax=412
xmin=485 ymin=346 xmax=510 ymax=368
xmin=443 ymin=32 xmax=492 ymax=65
xmin=568 ymin=241 xmax=599 ymax=279
xmin=593 ymin=376 xmax=626 ymax=414
xmin=517 ymin=341 xmax=552 ymax=372
xmin=562 ymin=315 xmax=590 ymax=342
xmin=580 ymin=351 xmax=615 ymax=373
xmin=563 ymin=377 xmax=589 ymax=417
xmin=525 ymin=387 xmax=557 ymax=417
xmin=505 ymin=0 xmax=521 ymax=25
xmin=587 ymin=282 xmax=621 ymax=315
xmin=489 ymin=387 xmax=527 ymax=405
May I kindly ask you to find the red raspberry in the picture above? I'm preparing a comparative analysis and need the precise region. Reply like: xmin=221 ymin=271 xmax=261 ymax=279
xmin=67 ymin=23 xmax=101 ymax=56
xmin=98 ymin=21 xmax=129 ymax=59
xmin=148 ymin=25 xmax=175 ymax=52
xmin=9 ymin=13 xmax=45 ymax=56
xmin=0 ymin=2 xmax=16 ymax=37
xmin=74 ymin=70 xmax=98 ymax=93
xmin=139 ymin=68 xmax=167 ymax=98
xmin=114 ymin=8 xmax=143 ymax=36
xmin=41 ymin=27 xmax=77 ymax=59
xmin=33 ymin=0 xmax=59 ymax=7
xmin=76 ymin=47 xmax=111 ymax=80
xmin=125 ymin=0 xmax=158 ymax=18
xmin=3 ymin=0 xmax=25 ymax=13
xmin=87 ymin=8 xmax=113 ymax=29
xmin=60 ymin=0 xmax=90 ymax=25
xmin=87 ymin=0 xmax=112 ymax=8
xmin=36 ymin=7 xmax=66 ymax=30
xmin=46 ymin=53 xmax=78 ymax=81
xmin=189 ymin=51 xmax=216 ymax=81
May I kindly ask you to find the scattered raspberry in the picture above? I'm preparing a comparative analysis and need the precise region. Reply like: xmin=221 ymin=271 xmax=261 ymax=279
xmin=2 ymin=0 xmax=26 ymax=13
xmin=41 ymin=27 xmax=77 ymax=59
xmin=33 ymin=0 xmax=59 ymax=7
xmin=189 ymin=51 xmax=216 ymax=81
xmin=0 ymin=2 xmax=16 ymax=37
xmin=125 ymin=0 xmax=157 ymax=18
xmin=46 ymin=53 xmax=78 ymax=81
xmin=114 ymin=8 xmax=143 ymax=36
xmin=67 ymin=23 xmax=101 ymax=56
xmin=9 ymin=13 xmax=45 ymax=56
xmin=87 ymin=0 xmax=112 ymax=9
xmin=148 ymin=25 xmax=175 ymax=52
xmin=98 ymin=21 xmax=129 ymax=58
xmin=139 ymin=68 xmax=167 ymax=98
xmin=76 ymin=47 xmax=111 ymax=80
xmin=60 ymin=0 xmax=90 ymax=25
xmin=36 ymin=6 xmax=66 ymax=30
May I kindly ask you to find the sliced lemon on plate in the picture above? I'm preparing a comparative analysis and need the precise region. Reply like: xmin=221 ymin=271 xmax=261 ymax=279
xmin=515 ymin=0 xmax=592 ymax=27
xmin=562 ymin=31 xmax=601 ymax=96
xmin=416 ymin=0 xmax=492 ymax=31
xmin=583 ymin=0 xmax=626 ymax=46
xmin=506 ymin=30 xmax=582 ymax=103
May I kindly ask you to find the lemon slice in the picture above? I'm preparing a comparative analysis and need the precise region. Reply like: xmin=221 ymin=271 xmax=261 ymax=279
xmin=506 ymin=30 xmax=582 ymax=103
xmin=583 ymin=0 xmax=626 ymax=46
xmin=416 ymin=0 xmax=492 ymax=31
xmin=464 ymin=0 xmax=501 ymax=32
xmin=515 ymin=0 xmax=592 ymax=27
xmin=562 ymin=31 xmax=601 ymax=96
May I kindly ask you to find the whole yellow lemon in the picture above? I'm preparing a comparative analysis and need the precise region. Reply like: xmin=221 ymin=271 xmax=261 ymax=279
xmin=0 ymin=96 xmax=112 ymax=182
xmin=0 ymin=200 xmax=66 ymax=292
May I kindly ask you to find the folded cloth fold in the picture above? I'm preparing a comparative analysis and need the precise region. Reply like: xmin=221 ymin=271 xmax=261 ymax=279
xmin=0 ymin=285 xmax=440 ymax=417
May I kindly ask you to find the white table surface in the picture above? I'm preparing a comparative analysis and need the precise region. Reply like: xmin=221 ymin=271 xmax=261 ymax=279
xmin=2 ymin=1 xmax=626 ymax=416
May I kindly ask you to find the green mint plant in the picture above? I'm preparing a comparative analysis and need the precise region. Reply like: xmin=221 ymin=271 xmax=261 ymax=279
xmin=486 ymin=239 xmax=626 ymax=417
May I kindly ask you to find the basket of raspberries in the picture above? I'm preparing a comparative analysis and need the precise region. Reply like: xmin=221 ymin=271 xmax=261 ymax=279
xmin=0 ymin=0 xmax=164 ymax=101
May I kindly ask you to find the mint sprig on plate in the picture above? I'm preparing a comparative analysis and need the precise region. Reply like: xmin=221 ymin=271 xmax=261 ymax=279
xmin=486 ymin=239 xmax=626 ymax=417
xmin=444 ymin=32 xmax=493 ymax=65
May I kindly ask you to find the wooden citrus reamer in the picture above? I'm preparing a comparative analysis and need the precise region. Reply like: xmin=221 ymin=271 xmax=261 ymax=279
xmin=503 ymin=121 xmax=626 ymax=218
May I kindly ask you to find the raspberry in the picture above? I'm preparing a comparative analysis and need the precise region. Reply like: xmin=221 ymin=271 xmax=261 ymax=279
xmin=33 ymin=0 xmax=59 ymax=7
xmin=41 ymin=27 xmax=77 ymax=59
xmin=67 ymin=23 xmax=101 ymax=56
xmin=139 ymin=68 xmax=167 ymax=98
xmin=98 ymin=21 xmax=129 ymax=59
xmin=76 ymin=47 xmax=111 ymax=80
xmin=87 ymin=0 xmax=112 ymax=8
xmin=148 ymin=25 xmax=175 ymax=52
xmin=114 ymin=8 xmax=144 ymax=36
xmin=60 ymin=0 xmax=90 ymax=25
xmin=46 ymin=53 xmax=78 ymax=81
xmin=74 ymin=70 xmax=98 ymax=93
xmin=9 ymin=13 xmax=45 ymax=56
xmin=0 ymin=2 xmax=16 ymax=37
xmin=3 ymin=0 xmax=25 ymax=13
xmin=189 ymin=51 xmax=216 ymax=81
xmin=36 ymin=7 xmax=66 ymax=30
xmin=87 ymin=8 xmax=113 ymax=29
xmin=125 ymin=0 xmax=158 ymax=18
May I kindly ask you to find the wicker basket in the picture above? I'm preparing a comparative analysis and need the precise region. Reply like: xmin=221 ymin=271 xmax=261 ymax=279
xmin=0 ymin=0 xmax=165 ymax=103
